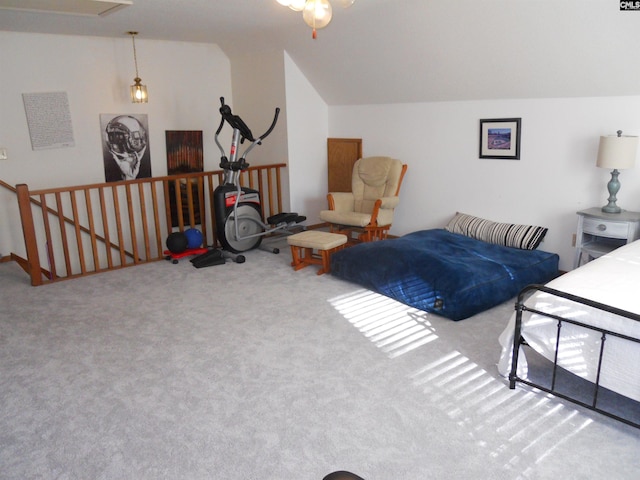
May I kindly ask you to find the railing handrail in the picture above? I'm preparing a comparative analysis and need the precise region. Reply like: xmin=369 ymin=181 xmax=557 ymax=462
xmin=24 ymin=164 xmax=287 ymax=196
xmin=0 ymin=178 xmax=17 ymax=193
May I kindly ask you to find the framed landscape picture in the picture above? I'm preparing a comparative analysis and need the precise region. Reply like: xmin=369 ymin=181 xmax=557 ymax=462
xmin=479 ymin=118 xmax=521 ymax=160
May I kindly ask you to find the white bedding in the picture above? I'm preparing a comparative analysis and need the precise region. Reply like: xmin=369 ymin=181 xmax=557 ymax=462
xmin=498 ymin=239 xmax=640 ymax=402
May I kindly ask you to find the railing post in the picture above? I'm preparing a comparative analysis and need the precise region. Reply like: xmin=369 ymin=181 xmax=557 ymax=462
xmin=16 ymin=184 xmax=43 ymax=286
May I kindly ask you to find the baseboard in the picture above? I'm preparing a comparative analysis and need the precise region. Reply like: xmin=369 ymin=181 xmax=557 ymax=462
xmin=305 ymin=222 xmax=329 ymax=230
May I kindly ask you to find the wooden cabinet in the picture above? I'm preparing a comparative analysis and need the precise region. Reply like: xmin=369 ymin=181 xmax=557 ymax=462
xmin=327 ymin=138 xmax=362 ymax=192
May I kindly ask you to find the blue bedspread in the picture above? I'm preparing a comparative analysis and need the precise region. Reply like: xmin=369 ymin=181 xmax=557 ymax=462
xmin=330 ymin=229 xmax=559 ymax=321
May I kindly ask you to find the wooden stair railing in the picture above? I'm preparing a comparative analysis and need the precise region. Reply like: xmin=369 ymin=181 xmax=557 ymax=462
xmin=2 ymin=178 xmax=137 ymax=263
xmin=12 ymin=164 xmax=287 ymax=286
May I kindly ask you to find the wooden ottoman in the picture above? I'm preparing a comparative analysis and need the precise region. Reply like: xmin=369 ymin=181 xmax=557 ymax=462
xmin=287 ymin=230 xmax=348 ymax=275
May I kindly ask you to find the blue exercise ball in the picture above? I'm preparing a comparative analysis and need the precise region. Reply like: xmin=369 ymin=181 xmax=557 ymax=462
xmin=166 ymin=232 xmax=188 ymax=254
xmin=184 ymin=228 xmax=203 ymax=249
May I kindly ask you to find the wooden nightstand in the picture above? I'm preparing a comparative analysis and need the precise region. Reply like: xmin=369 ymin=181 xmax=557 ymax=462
xmin=574 ymin=207 xmax=640 ymax=268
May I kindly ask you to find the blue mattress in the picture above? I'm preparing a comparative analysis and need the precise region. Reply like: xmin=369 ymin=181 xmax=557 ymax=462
xmin=330 ymin=229 xmax=559 ymax=321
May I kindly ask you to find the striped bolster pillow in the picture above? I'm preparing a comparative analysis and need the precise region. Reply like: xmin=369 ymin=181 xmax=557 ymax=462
xmin=445 ymin=212 xmax=548 ymax=250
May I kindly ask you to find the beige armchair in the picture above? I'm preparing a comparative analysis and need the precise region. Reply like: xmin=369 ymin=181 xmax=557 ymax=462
xmin=320 ymin=156 xmax=407 ymax=243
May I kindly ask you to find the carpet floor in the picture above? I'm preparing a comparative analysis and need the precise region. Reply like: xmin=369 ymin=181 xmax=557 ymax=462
xmin=1 ymin=241 xmax=639 ymax=479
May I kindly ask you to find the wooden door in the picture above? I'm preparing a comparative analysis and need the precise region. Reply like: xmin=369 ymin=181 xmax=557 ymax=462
xmin=327 ymin=138 xmax=362 ymax=192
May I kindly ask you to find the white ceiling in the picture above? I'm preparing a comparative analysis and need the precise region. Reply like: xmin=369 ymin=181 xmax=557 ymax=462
xmin=1 ymin=0 xmax=640 ymax=106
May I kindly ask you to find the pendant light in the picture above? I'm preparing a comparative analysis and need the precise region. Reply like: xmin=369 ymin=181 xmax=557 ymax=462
xmin=128 ymin=31 xmax=148 ymax=103
xmin=277 ymin=0 xmax=355 ymax=39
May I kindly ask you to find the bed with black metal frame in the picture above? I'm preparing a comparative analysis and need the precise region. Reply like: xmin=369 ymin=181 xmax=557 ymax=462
xmin=498 ymin=240 xmax=640 ymax=429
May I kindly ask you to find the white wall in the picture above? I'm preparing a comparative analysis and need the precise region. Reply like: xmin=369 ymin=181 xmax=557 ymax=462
xmin=228 ymin=51 xmax=328 ymax=220
xmin=329 ymin=97 xmax=640 ymax=271
xmin=0 ymin=31 xmax=232 ymax=257
xmin=283 ymin=52 xmax=329 ymax=220
xmin=229 ymin=50 xmax=291 ymax=211
xmin=229 ymin=51 xmax=287 ymax=167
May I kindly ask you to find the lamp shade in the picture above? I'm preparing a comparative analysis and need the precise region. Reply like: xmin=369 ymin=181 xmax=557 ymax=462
xmin=303 ymin=0 xmax=333 ymax=29
xmin=130 ymin=82 xmax=148 ymax=103
xmin=596 ymin=134 xmax=638 ymax=170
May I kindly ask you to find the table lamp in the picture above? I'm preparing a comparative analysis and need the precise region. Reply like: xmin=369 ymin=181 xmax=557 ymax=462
xmin=596 ymin=130 xmax=638 ymax=213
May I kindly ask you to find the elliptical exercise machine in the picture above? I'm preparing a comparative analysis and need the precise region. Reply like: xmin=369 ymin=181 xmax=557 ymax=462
xmin=212 ymin=97 xmax=305 ymax=254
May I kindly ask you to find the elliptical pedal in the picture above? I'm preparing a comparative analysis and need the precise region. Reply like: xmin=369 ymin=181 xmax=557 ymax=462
xmin=267 ymin=212 xmax=300 ymax=225
xmin=190 ymin=249 xmax=225 ymax=268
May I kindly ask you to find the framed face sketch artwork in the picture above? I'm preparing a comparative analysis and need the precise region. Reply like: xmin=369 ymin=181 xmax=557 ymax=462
xmin=100 ymin=114 xmax=152 ymax=182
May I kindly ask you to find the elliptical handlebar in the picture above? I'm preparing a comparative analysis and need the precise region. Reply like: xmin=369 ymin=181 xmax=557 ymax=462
xmin=217 ymin=97 xmax=279 ymax=144
xmin=215 ymin=97 xmax=280 ymax=172
xmin=258 ymin=106 xmax=280 ymax=143
xmin=219 ymin=100 xmax=255 ymax=142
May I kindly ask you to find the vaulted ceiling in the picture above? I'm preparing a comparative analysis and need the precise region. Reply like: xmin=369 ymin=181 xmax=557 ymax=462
xmin=1 ymin=0 xmax=639 ymax=105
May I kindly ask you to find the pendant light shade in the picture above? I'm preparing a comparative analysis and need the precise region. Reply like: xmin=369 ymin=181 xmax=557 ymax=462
xmin=128 ymin=32 xmax=148 ymax=103
xmin=276 ymin=0 xmax=354 ymax=39
xmin=130 ymin=78 xmax=148 ymax=103
xmin=287 ymin=0 xmax=307 ymax=11
xmin=303 ymin=0 xmax=332 ymax=39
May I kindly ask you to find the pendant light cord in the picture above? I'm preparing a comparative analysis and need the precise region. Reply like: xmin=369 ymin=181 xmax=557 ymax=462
xmin=129 ymin=32 xmax=140 ymax=79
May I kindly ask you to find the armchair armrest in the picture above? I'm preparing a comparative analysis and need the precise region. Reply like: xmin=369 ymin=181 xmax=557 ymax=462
xmin=378 ymin=196 xmax=399 ymax=209
xmin=327 ymin=192 xmax=355 ymax=212
xmin=369 ymin=196 xmax=399 ymax=227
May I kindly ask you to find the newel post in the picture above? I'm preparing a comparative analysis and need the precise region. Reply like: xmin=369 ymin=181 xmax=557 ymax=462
xmin=16 ymin=184 xmax=43 ymax=286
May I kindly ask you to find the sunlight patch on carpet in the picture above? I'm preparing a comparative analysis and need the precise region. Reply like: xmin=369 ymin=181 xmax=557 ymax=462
xmin=328 ymin=289 xmax=437 ymax=358
xmin=329 ymin=287 xmax=597 ymax=475
xmin=408 ymin=349 xmax=593 ymax=475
